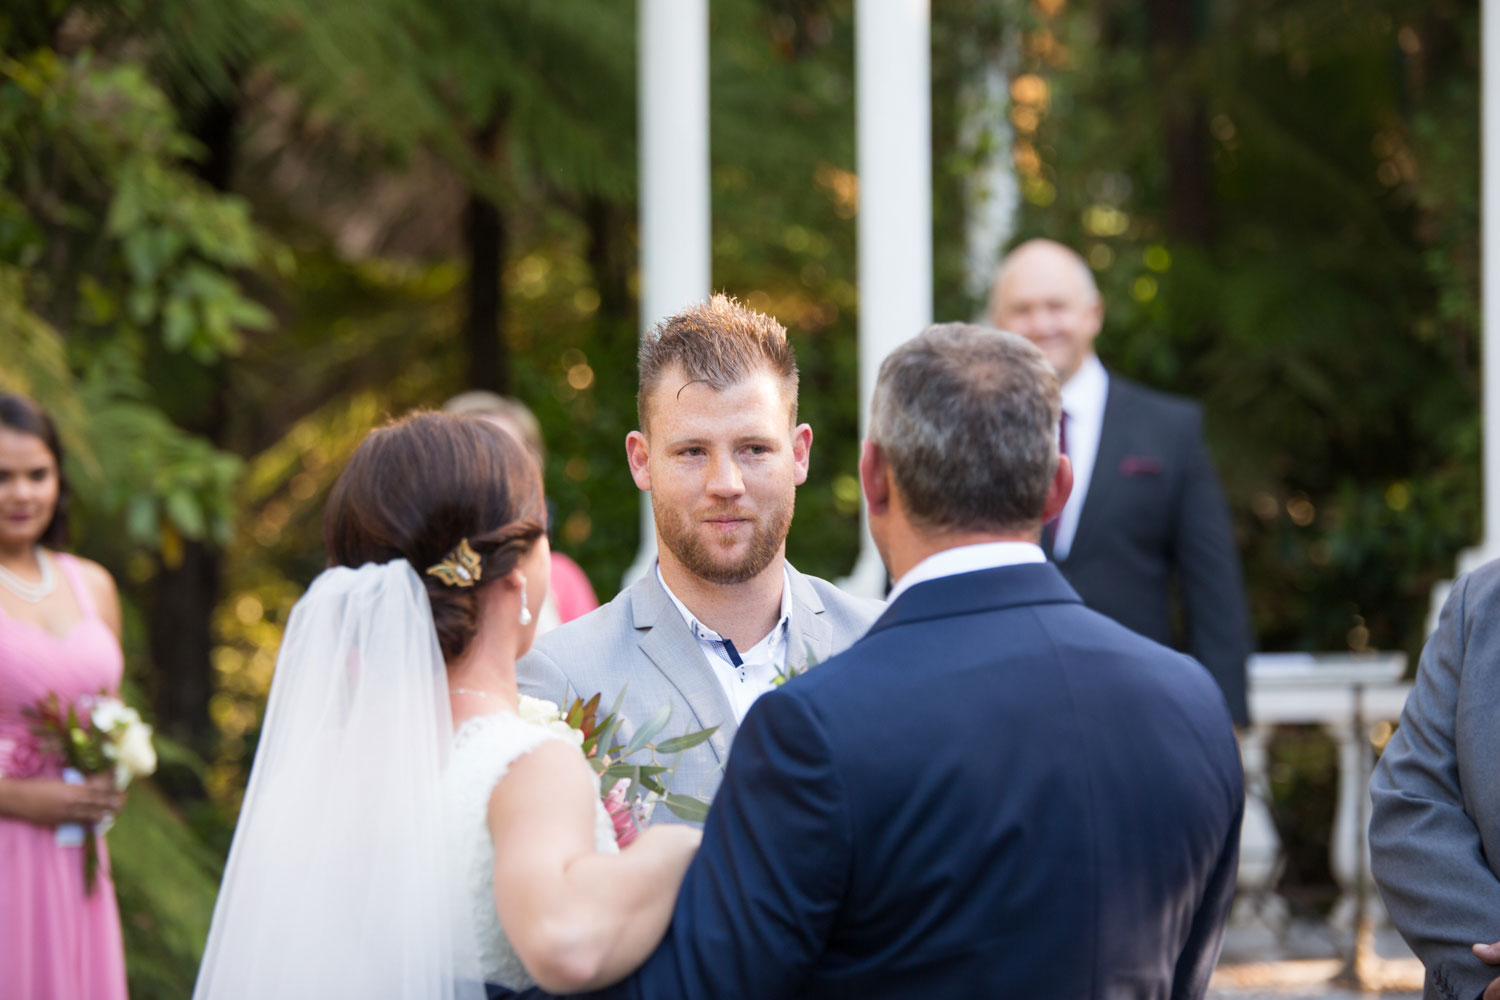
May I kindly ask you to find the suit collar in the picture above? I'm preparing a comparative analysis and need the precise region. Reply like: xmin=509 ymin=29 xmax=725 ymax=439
xmin=786 ymin=563 xmax=833 ymax=670
xmin=1061 ymin=372 xmax=1131 ymax=560
xmin=627 ymin=561 xmax=831 ymax=760
xmin=628 ymin=560 xmax=823 ymax=628
xmin=866 ymin=562 xmax=1082 ymax=637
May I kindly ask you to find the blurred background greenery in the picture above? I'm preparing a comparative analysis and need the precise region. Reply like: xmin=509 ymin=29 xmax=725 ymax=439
xmin=0 ymin=0 xmax=1478 ymax=991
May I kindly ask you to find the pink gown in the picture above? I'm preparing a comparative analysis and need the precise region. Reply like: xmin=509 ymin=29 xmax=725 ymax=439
xmin=0 ymin=553 xmax=129 ymax=1000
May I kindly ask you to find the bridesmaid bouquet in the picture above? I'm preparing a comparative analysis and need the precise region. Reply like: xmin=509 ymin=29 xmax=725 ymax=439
xmin=520 ymin=692 xmax=716 ymax=846
xmin=24 ymin=692 xmax=158 ymax=893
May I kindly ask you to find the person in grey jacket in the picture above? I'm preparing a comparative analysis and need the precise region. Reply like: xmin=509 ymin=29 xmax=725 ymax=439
xmin=1371 ymin=558 xmax=1500 ymax=1000
xmin=518 ymin=295 xmax=882 ymax=813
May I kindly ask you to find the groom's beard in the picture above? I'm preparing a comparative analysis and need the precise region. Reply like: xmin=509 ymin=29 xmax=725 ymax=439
xmin=655 ymin=494 xmax=795 ymax=586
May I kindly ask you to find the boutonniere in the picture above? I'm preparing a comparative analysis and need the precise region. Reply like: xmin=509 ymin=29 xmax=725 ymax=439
xmin=772 ymin=652 xmax=820 ymax=688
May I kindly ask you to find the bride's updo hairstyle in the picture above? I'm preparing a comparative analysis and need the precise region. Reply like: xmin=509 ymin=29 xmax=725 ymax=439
xmin=323 ymin=411 xmax=545 ymax=662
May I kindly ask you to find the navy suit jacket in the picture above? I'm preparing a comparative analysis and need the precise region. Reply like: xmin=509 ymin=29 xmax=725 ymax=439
xmin=518 ymin=563 xmax=1243 ymax=1000
xmin=1049 ymin=374 xmax=1252 ymax=725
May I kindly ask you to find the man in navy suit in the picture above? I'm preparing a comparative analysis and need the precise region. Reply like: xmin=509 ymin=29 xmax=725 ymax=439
xmin=990 ymin=239 xmax=1251 ymax=725
xmin=504 ymin=323 xmax=1243 ymax=1000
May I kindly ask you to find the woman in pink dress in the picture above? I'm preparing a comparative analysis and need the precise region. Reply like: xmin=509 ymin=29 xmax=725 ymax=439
xmin=0 ymin=392 xmax=130 ymax=1000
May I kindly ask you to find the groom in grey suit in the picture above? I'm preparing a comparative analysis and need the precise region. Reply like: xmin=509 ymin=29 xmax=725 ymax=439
xmin=1371 ymin=559 xmax=1500 ymax=1000
xmin=518 ymin=295 xmax=882 ymax=811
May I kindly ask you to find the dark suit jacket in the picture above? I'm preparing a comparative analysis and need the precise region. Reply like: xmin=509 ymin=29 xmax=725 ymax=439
xmin=1049 ymin=373 xmax=1251 ymax=724
xmin=525 ymin=563 xmax=1243 ymax=1000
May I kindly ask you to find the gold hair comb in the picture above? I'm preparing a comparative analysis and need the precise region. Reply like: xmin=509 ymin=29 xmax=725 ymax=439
xmin=426 ymin=538 xmax=483 ymax=588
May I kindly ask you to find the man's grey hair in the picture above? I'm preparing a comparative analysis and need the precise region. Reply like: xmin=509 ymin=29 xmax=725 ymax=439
xmin=870 ymin=323 xmax=1060 ymax=535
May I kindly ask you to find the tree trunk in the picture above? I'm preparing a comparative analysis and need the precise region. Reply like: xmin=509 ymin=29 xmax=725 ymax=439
xmin=584 ymin=195 xmax=633 ymax=323
xmin=145 ymin=93 xmax=239 ymax=758
xmin=148 ymin=539 xmax=221 ymax=752
xmin=465 ymin=119 xmax=510 ymax=392
xmin=1146 ymin=0 xmax=1214 ymax=245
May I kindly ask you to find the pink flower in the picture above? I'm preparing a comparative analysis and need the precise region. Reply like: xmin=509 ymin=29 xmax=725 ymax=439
xmin=0 ymin=733 xmax=43 ymax=779
xmin=603 ymin=781 xmax=639 ymax=848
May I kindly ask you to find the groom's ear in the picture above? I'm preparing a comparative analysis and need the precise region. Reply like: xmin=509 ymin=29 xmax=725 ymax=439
xmin=625 ymin=430 xmax=652 ymax=492
xmin=791 ymin=423 xmax=812 ymax=486
xmin=859 ymin=439 xmax=890 ymax=517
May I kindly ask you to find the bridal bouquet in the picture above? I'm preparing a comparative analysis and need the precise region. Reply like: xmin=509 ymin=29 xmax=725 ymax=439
xmin=25 ymin=692 xmax=158 ymax=893
xmin=519 ymin=692 xmax=715 ymax=846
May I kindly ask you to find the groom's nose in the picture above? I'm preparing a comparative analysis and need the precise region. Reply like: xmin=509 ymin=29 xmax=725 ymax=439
xmin=705 ymin=452 xmax=746 ymax=498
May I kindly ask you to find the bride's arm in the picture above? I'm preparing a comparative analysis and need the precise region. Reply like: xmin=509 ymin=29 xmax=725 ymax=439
xmin=488 ymin=739 xmax=701 ymax=993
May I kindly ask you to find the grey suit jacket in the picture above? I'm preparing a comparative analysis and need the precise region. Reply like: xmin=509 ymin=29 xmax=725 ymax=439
xmin=517 ymin=562 xmax=883 ymax=818
xmin=1371 ymin=560 xmax=1500 ymax=1000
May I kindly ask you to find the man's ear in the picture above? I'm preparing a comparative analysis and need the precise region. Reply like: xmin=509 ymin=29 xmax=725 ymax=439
xmin=791 ymin=423 xmax=813 ymax=485
xmin=1039 ymin=453 xmax=1073 ymax=525
xmin=859 ymin=440 xmax=890 ymax=518
xmin=625 ymin=431 xmax=651 ymax=492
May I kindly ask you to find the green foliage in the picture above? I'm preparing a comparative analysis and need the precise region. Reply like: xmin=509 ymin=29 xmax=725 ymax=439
xmin=3 ymin=0 xmax=1483 ymax=988
xmin=0 ymin=49 xmax=278 ymax=556
xmin=109 ymin=777 xmax=224 ymax=998
xmin=990 ymin=0 xmax=1479 ymax=662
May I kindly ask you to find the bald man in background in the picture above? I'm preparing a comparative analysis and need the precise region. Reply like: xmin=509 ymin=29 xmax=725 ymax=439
xmin=989 ymin=239 xmax=1250 ymax=725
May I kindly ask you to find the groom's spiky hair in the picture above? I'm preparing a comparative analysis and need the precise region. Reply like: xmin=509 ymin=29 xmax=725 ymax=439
xmin=637 ymin=293 xmax=800 ymax=431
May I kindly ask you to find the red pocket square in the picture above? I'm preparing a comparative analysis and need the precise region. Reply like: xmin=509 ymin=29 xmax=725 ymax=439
xmin=1119 ymin=456 xmax=1163 ymax=476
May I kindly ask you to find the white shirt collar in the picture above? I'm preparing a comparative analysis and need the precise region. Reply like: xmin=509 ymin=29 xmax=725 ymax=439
xmin=1060 ymin=352 xmax=1108 ymax=424
xmin=885 ymin=541 xmax=1046 ymax=605
xmin=656 ymin=563 xmax=792 ymax=650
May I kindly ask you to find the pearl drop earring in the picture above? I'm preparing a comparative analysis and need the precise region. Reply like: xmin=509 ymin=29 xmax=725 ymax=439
xmin=517 ymin=573 xmax=533 ymax=627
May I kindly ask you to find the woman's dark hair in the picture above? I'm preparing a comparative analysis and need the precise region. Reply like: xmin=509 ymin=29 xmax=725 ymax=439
xmin=323 ymin=411 xmax=546 ymax=663
xmin=0 ymin=392 xmax=70 ymax=548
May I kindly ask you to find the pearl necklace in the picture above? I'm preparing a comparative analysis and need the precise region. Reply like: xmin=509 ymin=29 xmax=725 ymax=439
xmin=450 ymin=688 xmax=505 ymax=700
xmin=0 ymin=549 xmax=56 ymax=603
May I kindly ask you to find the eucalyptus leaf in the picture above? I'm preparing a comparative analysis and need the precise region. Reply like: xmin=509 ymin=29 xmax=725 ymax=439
xmin=662 ymin=794 xmax=710 ymax=824
xmin=652 ymin=726 xmax=718 ymax=755
xmin=623 ymin=703 xmax=672 ymax=757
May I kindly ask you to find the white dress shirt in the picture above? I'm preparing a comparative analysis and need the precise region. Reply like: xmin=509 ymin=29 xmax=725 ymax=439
xmin=1054 ymin=353 xmax=1109 ymax=560
xmin=886 ymin=541 xmax=1047 ymax=605
xmin=658 ymin=565 xmax=792 ymax=723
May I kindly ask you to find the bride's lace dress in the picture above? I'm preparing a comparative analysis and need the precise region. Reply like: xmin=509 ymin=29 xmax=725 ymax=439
xmin=445 ymin=712 xmax=620 ymax=989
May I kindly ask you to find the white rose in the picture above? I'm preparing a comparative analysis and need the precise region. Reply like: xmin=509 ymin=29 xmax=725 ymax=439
xmin=547 ymin=720 xmax=585 ymax=748
xmin=113 ymin=721 xmax=157 ymax=788
xmin=90 ymin=698 xmax=130 ymax=733
xmin=518 ymin=695 xmax=562 ymax=725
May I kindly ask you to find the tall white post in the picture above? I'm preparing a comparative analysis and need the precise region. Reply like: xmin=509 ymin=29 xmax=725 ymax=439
xmin=840 ymin=0 xmax=934 ymax=597
xmin=624 ymin=0 xmax=712 ymax=590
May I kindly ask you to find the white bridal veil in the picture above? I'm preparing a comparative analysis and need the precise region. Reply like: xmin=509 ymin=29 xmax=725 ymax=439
xmin=192 ymin=560 xmax=484 ymax=1000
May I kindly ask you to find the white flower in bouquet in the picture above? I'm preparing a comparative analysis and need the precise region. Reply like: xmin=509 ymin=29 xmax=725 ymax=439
xmin=91 ymin=697 xmax=157 ymax=789
xmin=546 ymin=719 xmax=585 ymax=748
xmin=518 ymin=695 xmax=562 ymax=725
xmin=90 ymin=698 xmax=134 ymax=733
xmin=516 ymin=695 xmax=585 ymax=747
xmin=112 ymin=720 xmax=157 ymax=788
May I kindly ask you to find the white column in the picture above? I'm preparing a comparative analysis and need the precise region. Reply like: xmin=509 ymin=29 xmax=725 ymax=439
xmin=961 ymin=63 xmax=1020 ymax=306
xmin=624 ymin=0 xmax=712 ymax=590
xmin=840 ymin=0 xmax=934 ymax=597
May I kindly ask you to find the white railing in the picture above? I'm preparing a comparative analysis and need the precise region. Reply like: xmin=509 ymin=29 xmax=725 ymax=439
xmin=1232 ymin=653 xmax=1411 ymax=946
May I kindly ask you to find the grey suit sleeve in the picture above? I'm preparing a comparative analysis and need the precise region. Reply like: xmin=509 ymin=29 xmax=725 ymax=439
xmin=1371 ymin=572 xmax=1500 ymax=1000
xmin=1171 ymin=406 xmax=1251 ymax=726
